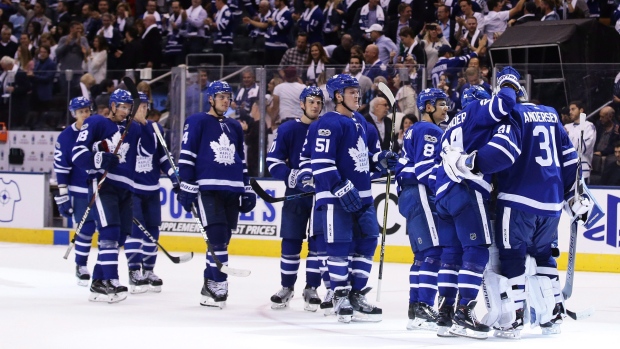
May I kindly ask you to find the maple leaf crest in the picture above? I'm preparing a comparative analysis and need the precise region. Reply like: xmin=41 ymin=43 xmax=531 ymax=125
xmin=135 ymin=138 xmax=154 ymax=173
xmin=348 ymin=136 xmax=369 ymax=173
xmin=210 ymin=133 xmax=236 ymax=165
xmin=105 ymin=131 xmax=130 ymax=163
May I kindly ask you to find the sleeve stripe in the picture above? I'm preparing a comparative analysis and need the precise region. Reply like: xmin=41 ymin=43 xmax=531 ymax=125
xmin=178 ymin=159 xmax=195 ymax=166
xmin=180 ymin=149 xmax=197 ymax=158
xmin=497 ymin=97 xmax=507 ymax=115
xmin=54 ymin=164 xmax=71 ymax=170
xmin=311 ymin=159 xmax=336 ymax=164
xmin=563 ymin=158 xmax=578 ymax=167
xmin=268 ymin=163 xmax=281 ymax=171
xmin=266 ymin=157 xmax=285 ymax=164
xmin=71 ymin=147 xmax=88 ymax=162
xmin=299 ymin=160 xmax=311 ymax=167
xmin=488 ymin=142 xmax=515 ymax=163
xmin=493 ymin=134 xmax=521 ymax=155
xmin=563 ymin=148 xmax=576 ymax=155
xmin=488 ymin=96 xmax=501 ymax=122
xmin=54 ymin=169 xmax=70 ymax=174
xmin=416 ymin=167 xmax=433 ymax=180
xmin=413 ymin=158 xmax=435 ymax=169
xmin=313 ymin=166 xmax=337 ymax=175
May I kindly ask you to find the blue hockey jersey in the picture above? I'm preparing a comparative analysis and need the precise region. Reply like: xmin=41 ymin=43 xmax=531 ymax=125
xmin=179 ymin=113 xmax=248 ymax=193
xmin=54 ymin=122 xmax=89 ymax=198
xmin=213 ymin=5 xmax=233 ymax=45
xmin=435 ymin=87 xmax=522 ymax=200
xmin=267 ymin=118 xmax=310 ymax=181
xmin=266 ymin=6 xmax=293 ymax=49
xmin=134 ymin=120 xmax=174 ymax=195
xmin=298 ymin=5 xmax=324 ymax=45
xmin=396 ymin=121 xmax=443 ymax=190
xmin=310 ymin=111 xmax=377 ymax=208
xmin=496 ymin=103 xmax=578 ymax=216
xmin=72 ymin=115 xmax=141 ymax=192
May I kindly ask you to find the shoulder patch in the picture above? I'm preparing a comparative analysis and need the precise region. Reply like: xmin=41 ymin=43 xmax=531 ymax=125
xmin=184 ymin=124 xmax=189 ymax=130
xmin=81 ymin=123 xmax=89 ymax=131
xmin=55 ymin=142 xmax=61 ymax=149
xmin=424 ymin=135 xmax=438 ymax=143
xmin=318 ymin=129 xmax=331 ymax=136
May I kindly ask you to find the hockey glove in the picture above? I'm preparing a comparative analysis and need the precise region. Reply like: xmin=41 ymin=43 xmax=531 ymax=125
xmin=287 ymin=169 xmax=300 ymax=189
xmin=168 ymin=169 xmax=181 ymax=193
xmin=373 ymin=150 xmax=400 ymax=171
xmin=54 ymin=186 xmax=73 ymax=218
xmin=497 ymin=67 xmax=522 ymax=93
xmin=177 ymin=182 xmax=198 ymax=213
xmin=295 ymin=170 xmax=314 ymax=192
xmin=331 ymin=179 xmax=363 ymax=213
xmin=240 ymin=186 xmax=257 ymax=213
xmin=93 ymin=151 xmax=119 ymax=170
xmin=441 ymin=146 xmax=482 ymax=183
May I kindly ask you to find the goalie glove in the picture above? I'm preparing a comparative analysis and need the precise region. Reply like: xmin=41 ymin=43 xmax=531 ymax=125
xmin=563 ymin=183 xmax=604 ymax=229
xmin=440 ymin=146 xmax=482 ymax=183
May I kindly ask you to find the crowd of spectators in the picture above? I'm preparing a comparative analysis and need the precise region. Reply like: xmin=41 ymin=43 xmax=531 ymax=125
xmin=0 ymin=0 xmax=619 ymax=179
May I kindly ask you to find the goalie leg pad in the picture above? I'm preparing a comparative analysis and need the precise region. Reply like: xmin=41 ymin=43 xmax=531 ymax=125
xmin=524 ymin=256 xmax=556 ymax=327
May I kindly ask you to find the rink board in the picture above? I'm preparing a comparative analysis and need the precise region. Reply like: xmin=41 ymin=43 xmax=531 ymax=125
xmin=0 ymin=176 xmax=619 ymax=272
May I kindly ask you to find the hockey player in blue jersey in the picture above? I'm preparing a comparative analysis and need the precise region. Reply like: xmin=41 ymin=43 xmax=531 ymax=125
xmin=54 ymin=97 xmax=95 ymax=286
xmin=267 ymin=86 xmax=325 ymax=311
xmin=484 ymin=69 xmax=584 ymax=339
xmin=177 ymin=80 xmax=256 ymax=308
xmin=434 ymin=70 xmax=524 ymax=338
xmin=395 ymin=88 xmax=461 ymax=333
xmin=124 ymin=92 xmax=177 ymax=293
xmin=72 ymin=88 xmax=141 ymax=303
xmin=310 ymin=74 xmax=398 ymax=323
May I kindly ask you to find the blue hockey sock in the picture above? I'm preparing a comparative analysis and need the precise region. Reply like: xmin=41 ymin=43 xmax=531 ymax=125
xmin=458 ymin=246 xmax=489 ymax=305
xmin=203 ymin=224 xmax=229 ymax=282
xmin=438 ymin=263 xmax=459 ymax=306
xmin=326 ymin=241 xmax=350 ymax=289
xmin=306 ymin=236 xmax=321 ymax=288
xmin=124 ymin=224 xmax=144 ymax=270
xmin=314 ymin=234 xmax=330 ymax=289
xmin=418 ymin=248 xmax=442 ymax=306
xmin=409 ymin=260 xmax=421 ymax=303
xmin=74 ymin=221 xmax=96 ymax=266
xmin=142 ymin=226 xmax=159 ymax=270
xmin=280 ymin=238 xmax=303 ymax=288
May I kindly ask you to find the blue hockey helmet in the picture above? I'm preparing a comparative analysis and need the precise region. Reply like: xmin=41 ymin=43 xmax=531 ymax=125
xmin=497 ymin=66 xmax=521 ymax=84
xmin=326 ymin=74 xmax=360 ymax=100
xmin=417 ymin=88 xmax=448 ymax=113
xmin=69 ymin=96 xmax=91 ymax=112
xmin=206 ymin=80 xmax=233 ymax=99
xmin=461 ymin=85 xmax=491 ymax=109
xmin=299 ymin=86 xmax=324 ymax=102
xmin=109 ymin=88 xmax=133 ymax=108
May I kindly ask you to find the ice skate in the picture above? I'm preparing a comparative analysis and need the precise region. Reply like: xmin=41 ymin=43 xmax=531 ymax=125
xmin=349 ymin=287 xmax=382 ymax=322
xmin=494 ymin=308 xmax=524 ymax=340
xmin=105 ymin=279 xmax=128 ymax=303
xmin=407 ymin=302 xmax=438 ymax=331
xmin=320 ymin=288 xmax=335 ymax=316
xmin=541 ymin=303 xmax=565 ymax=335
xmin=88 ymin=279 xmax=112 ymax=303
xmin=76 ymin=265 xmax=90 ymax=287
xmin=436 ymin=298 xmax=456 ymax=337
xmin=303 ymin=285 xmax=321 ymax=312
xmin=128 ymin=269 xmax=149 ymax=294
xmin=332 ymin=286 xmax=353 ymax=323
xmin=144 ymin=270 xmax=163 ymax=292
xmin=270 ymin=287 xmax=294 ymax=310
xmin=449 ymin=300 xmax=490 ymax=339
xmin=200 ymin=279 xmax=228 ymax=309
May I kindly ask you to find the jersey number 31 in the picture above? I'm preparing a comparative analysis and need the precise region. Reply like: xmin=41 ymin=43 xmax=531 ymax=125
xmin=534 ymin=125 xmax=560 ymax=167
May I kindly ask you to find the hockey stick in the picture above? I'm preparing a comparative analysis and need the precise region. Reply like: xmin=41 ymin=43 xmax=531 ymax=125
xmin=566 ymin=307 xmax=594 ymax=320
xmin=152 ymin=123 xmax=251 ymax=277
xmin=63 ymin=77 xmax=140 ymax=259
xmin=132 ymin=218 xmax=193 ymax=264
xmin=250 ymin=178 xmax=315 ymax=203
xmin=375 ymin=82 xmax=397 ymax=302
xmin=562 ymin=112 xmax=587 ymax=300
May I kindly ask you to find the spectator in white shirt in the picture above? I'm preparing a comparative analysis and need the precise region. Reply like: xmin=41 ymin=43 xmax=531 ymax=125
xmin=484 ymin=0 xmax=525 ymax=45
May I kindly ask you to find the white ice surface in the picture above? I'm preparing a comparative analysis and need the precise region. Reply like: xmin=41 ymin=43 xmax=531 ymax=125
xmin=0 ymin=243 xmax=618 ymax=349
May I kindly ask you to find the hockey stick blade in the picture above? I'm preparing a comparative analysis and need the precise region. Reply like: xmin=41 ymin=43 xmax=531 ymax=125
xmin=377 ymin=82 xmax=396 ymax=107
xmin=250 ymin=178 xmax=314 ymax=203
xmin=220 ymin=265 xmax=251 ymax=277
xmin=566 ymin=307 xmax=595 ymax=321
xmin=132 ymin=218 xmax=194 ymax=264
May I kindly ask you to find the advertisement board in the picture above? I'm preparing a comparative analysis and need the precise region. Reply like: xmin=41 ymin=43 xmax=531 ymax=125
xmin=0 ymin=172 xmax=49 ymax=228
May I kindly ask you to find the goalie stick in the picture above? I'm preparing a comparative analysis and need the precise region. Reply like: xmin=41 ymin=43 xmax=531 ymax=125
xmin=375 ymin=82 xmax=397 ymax=302
xmin=132 ymin=218 xmax=193 ymax=264
xmin=152 ymin=123 xmax=251 ymax=277
xmin=63 ymin=77 xmax=140 ymax=260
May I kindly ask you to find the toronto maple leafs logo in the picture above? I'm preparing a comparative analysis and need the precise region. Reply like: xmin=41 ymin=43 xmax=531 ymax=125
xmin=348 ymin=136 xmax=369 ymax=173
xmin=135 ymin=137 xmax=154 ymax=173
xmin=105 ymin=131 xmax=130 ymax=163
xmin=210 ymin=133 xmax=236 ymax=165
